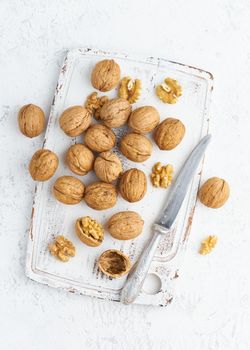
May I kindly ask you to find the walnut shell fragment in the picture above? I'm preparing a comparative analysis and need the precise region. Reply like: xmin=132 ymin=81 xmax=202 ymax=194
xmin=198 ymin=177 xmax=230 ymax=208
xmin=94 ymin=151 xmax=122 ymax=183
xmin=119 ymin=168 xmax=147 ymax=203
xmin=120 ymin=132 xmax=152 ymax=162
xmin=99 ymin=98 xmax=131 ymax=128
xmin=106 ymin=211 xmax=144 ymax=240
xmin=153 ymin=118 xmax=185 ymax=150
xmin=128 ymin=106 xmax=160 ymax=133
xmin=29 ymin=149 xmax=59 ymax=181
xmin=59 ymin=106 xmax=91 ymax=137
xmin=66 ymin=143 xmax=94 ymax=176
xmin=53 ymin=176 xmax=85 ymax=204
xmin=118 ymin=76 xmax=141 ymax=104
xmin=75 ymin=216 xmax=104 ymax=247
xmin=98 ymin=249 xmax=131 ymax=278
xmin=84 ymin=124 xmax=116 ymax=152
xmin=91 ymin=59 xmax=121 ymax=92
xmin=18 ymin=104 xmax=45 ymax=138
xmin=84 ymin=182 xmax=117 ymax=210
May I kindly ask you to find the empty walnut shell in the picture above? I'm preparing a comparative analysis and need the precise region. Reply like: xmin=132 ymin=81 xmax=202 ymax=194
xmin=91 ymin=59 xmax=121 ymax=92
xmin=29 ymin=149 xmax=59 ymax=181
xmin=198 ymin=177 xmax=230 ymax=208
xmin=84 ymin=182 xmax=117 ymax=210
xmin=119 ymin=168 xmax=147 ymax=203
xmin=128 ymin=106 xmax=160 ymax=133
xmin=59 ymin=106 xmax=91 ymax=137
xmin=99 ymin=98 xmax=132 ymax=128
xmin=84 ymin=124 xmax=116 ymax=152
xmin=107 ymin=211 xmax=144 ymax=240
xmin=75 ymin=216 xmax=104 ymax=247
xmin=53 ymin=176 xmax=85 ymax=204
xmin=98 ymin=249 xmax=131 ymax=278
xmin=120 ymin=132 xmax=152 ymax=162
xmin=18 ymin=104 xmax=45 ymax=138
xmin=66 ymin=143 xmax=94 ymax=176
xmin=153 ymin=118 xmax=185 ymax=150
xmin=94 ymin=151 xmax=122 ymax=183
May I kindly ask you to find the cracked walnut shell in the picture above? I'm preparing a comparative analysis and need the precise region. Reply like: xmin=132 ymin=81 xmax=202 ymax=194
xmin=128 ymin=106 xmax=160 ymax=133
xmin=84 ymin=124 xmax=116 ymax=152
xmin=49 ymin=236 xmax=76 ymax=262
xmin=98 ymin=249 xmax=131 ymax=278
xmin=99 ymin=98 xmax=132 ymax=128
xmin=91 ymin=59 xmax=121 ymax=92
xmin=84 ymin=182 xmax=117 ymax=210
xmin=59 ymin=106 xmax=91 ymax=137
xmin=18 ymin=104 xmax=45 ymax=138
xmin=119 ymin=168 xmax=147 ymax=203
xmin=156 ymin=78 xmax=182 ymax=104
xmin=29 ymin=149 xmax=59 ymax=181
xmin=107 ymin=211 xmax=144 ymax=240
xmin=118 ymin=76 xmax=141 ymax=104
xmin=94 ymin=151 xmax=122 ymax=183
xmin=153 ymin=118 xmax=185 ymax=150
xmin=198 ymin=177 xmax=230 ymax=208
xmin=66 ymin=143 xmax=94 ymax=176
xmin=75 ymin=216 xmax=104 ymax=247
xmin=120 ymin=132 xmax=152 ymax=162
xmin=53 ymin=176 xmax=85 ymax=204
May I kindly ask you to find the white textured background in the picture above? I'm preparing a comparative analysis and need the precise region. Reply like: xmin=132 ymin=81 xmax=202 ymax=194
xmin=0 ymin=1 xmax=249 ymax=349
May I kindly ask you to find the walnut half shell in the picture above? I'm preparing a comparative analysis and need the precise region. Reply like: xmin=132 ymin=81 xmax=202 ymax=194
xmin=75 ymin=216 xmax=104 ymax=247
xmin=106 ymin=211 xmax=144 ymax=240
xmin=98 ymin=249 xmax=131 ymax=278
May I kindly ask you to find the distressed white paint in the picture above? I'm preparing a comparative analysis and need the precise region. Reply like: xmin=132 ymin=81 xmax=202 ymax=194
xmin=0 ymin=0 xmax=250 ymax=349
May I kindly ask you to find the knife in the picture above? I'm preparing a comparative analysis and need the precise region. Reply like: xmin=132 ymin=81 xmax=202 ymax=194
xmin=120 ymin=134 xmax=211 ymax=304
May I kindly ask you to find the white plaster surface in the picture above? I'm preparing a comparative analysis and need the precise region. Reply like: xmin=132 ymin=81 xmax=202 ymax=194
xmin=0 ymin=1 xmax=249 ymax=349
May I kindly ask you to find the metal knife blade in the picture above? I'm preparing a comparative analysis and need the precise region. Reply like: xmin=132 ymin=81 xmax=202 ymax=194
xmin=156 ymin=134 xmax=211 ymax=229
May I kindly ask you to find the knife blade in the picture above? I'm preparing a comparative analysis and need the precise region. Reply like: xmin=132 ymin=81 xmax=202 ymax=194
xmin=120 ymin=134 xmax=211 ymax=305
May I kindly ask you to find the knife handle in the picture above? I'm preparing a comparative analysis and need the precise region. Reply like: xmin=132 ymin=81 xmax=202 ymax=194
xmin=120 ymin=229 xmax=162 ymax=304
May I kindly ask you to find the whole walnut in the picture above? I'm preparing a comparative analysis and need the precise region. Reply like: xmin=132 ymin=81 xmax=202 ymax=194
xmin=98 ymin=249 xmax=131 ymax=278
xmin=119 ymin=168 xmax=147 ymax=202
xmin=99 ymin=98 xmax=132 ymax=128
xmin=120 ymin=132 xmax=152 ymax=162
xmin=106 ymin=211 xmax=144 ymax=240
xmin=84 ymin=124 xmax=116 ymax=152
xmin=53 ymin=176 xmax=85 ymax=205
xmin=29 ymin=149 xmax=58 ymax=181
xmin=18 ymin=104 xmax=45 ymax=138
xmin=154 ymin=118 xmax=185 ymax=150
xmin=198 ymin=177 xmax=230 ymax=208
xmin=94 ymin=151 xmax=122 ymax=183
xmin=84 ymin=182 xmax=117 ymax=210
xmin=91 ymin=59 xmax=121 ymax=92
xmin=66 ymin=143 xmax=94 ymax=176
xmin=128 ymin=106 xmax=160 ymax=133
xmin=59 ymin=106 xmax=91 ymax=137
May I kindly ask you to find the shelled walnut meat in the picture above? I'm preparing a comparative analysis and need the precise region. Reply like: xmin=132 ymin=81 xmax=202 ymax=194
xmin=66 ymin=143 xmax=94 ymax=176
xmin=75 ymin=216 xmax=104 ymax=247
xmin=59 ymin=106 xmax=91 ymax=137
xmin=84 ymin=92 xmax=109 ymax=119
xmin=53 ymin=176 xmax=85 ymax=204
xmin=119 ymin=168 xmax=147 ymax=203
xmin=94 ymin=151 xmax=122 ymax=183
xmin=29 ymin=149 xmax=59 ymax=181
xmin=120 ymin=132 xmax=152 ymax=162
xmin=198 ymin=177 xmax=230 ymax=208
xmin=84 ymin=124 xmax=116 ymax=152
xmin=84 ymin=182 xmax=117 ymax=210
xmin=128 ymin=106 xmax=160 ymax=134
xmin=91 ymin=59 xmax=121 ymax=92
xmin=99 ymin=97 xmax=132 ymax=128
xmin=98 ymin=249 xmax=131 ymax=278
xmin=118 ymin=76 xmax=141 ymax=104
xmin=49 ymin=235 xmax=75 ymax=262
xmin=18 ymin=104 xmax=45 ymax=138
xmin=154 ymin=118 xmax=185 ymax=150
xmin=107 ymin=211 xmax=144 ymax=240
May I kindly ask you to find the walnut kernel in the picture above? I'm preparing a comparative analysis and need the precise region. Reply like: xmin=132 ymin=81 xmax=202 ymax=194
xmin=151 ymin=162 xmax=174 ymax=188
xmin=49 ymin=235 xmax=76 ymax=262
xmin=84 ymin=92 xmax=109 ymax=119
xmin=75 ymin=216 xmax=104 ymax=247
xmin=118 ymin=77 xmax=141 ymax=104
xmin=156 ymin=78 xmax=182 ymax=104
xmin=199 ymin=236 xmax=217 ymax=255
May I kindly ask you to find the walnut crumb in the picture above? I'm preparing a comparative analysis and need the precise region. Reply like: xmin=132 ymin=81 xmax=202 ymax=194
xmin=49 ymin=235 xmax=76 ymax=262
xmin=199 ymin=235 xmax=217 ymax=255
xmin=151 ymin=162 xmax=174 ymax=188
